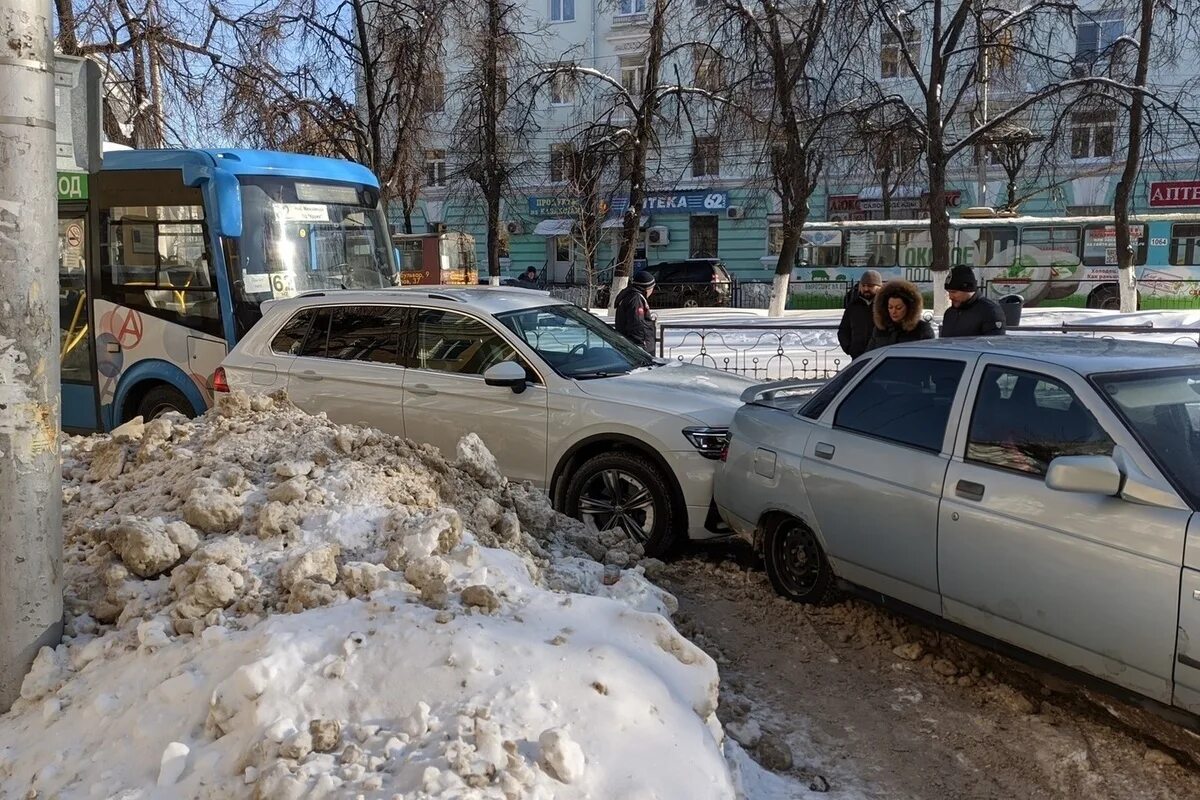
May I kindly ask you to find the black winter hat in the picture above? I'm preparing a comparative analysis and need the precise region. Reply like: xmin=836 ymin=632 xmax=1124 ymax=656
xmin=945 ymin=265 xmax=978 ymax=292
xmin=632 ymin=270 xmax=656 ymax=288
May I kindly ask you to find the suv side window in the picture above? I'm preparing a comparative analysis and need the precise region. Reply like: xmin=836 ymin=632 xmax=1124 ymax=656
xmin=296 ymin=308 xmax=331 ymax=358
xmin=833 ymin=357 xmax=966 ymax=452
xmin=967 ymin=366 xmax=1114 ymax=476
xmin=799 ymin=358 xmax=873 ymax=420
xmin=652 ymin=264 xmax=681 ymax=283
xmin=271 ymin=309 xmax=316 ymax=355
xmin=326 ymin=306 xmax=412 ymax=366
xmin=407 ymin=309 xmax=519 ymax=375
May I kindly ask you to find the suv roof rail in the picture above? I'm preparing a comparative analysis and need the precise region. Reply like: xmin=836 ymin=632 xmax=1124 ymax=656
xmin=297 ymin=291 xmax=326 ymax=298
xmin=426 ymin=292 xmax=463 ymax=302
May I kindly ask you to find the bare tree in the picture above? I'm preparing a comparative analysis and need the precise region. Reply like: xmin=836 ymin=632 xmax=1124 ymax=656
xmin=712 ymin=0 xmax=870 ymax=315
xmin=208 ymin=0 xmax=447 ymax=223
xmin=537 ymin=0 xmax=727 ymax=308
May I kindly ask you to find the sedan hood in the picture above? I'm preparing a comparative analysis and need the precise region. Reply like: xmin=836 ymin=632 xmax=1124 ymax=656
xmin=573 ymin=362 xmax=753 ymax=425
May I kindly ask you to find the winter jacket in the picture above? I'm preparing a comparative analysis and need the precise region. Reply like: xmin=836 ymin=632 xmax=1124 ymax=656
xmin=940 ymin=294 xmax=1007 ymax=338
xmin=866 ymin=280 xmax=936 ymax=352
xmin=614 ymin=285 xmax=657 ymax=353
xmin=837 ymin=285 xmax=876 ymax=359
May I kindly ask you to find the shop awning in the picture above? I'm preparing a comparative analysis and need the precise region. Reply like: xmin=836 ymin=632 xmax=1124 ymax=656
xmin=533 ymin=219 xmax=575 ymax=236
xmin=600 ymin=215 xmax=649 ymax=230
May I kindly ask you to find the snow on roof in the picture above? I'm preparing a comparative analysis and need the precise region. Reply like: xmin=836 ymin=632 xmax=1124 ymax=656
xmin=0 ymin=392 xmax=797 ymax=797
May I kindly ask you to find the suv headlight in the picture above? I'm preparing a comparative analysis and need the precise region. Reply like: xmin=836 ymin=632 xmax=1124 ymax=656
xmin=682 ymin=426 xmax=730 ymax=460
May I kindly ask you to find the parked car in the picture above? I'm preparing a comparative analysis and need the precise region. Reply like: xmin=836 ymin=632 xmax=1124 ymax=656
xmin=219 ymin=287 xmax=753 ymax=555
xmin=715 ymin=336 xmax=1200 ymax=714
xmin=595 ymin=259 xmax=734 ymax=309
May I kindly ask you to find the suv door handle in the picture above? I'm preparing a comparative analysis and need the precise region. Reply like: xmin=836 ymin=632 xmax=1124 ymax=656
xmin=956 ymin=480 xmax=985 ymax=501
xmin=296 ymin=370 xmax=322 ymax=382
xmin=814 ymin=442 xmax=835 ymax=460
xmin=408 ymin=384 xmax=437 ymax=397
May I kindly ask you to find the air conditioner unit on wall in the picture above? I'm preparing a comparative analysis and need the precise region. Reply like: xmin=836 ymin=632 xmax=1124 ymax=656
xmin=726 ymin=206 xmax=745 ymax=220
xmin=504 ymin=220 xmax=524 ymax=235
xmin=648 ymin=225 xmax=670 ymax=245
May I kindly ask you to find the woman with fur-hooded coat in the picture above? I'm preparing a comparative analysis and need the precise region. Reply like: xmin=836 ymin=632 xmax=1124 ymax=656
xmin=866 ymin=280 xmax=936 ymax=351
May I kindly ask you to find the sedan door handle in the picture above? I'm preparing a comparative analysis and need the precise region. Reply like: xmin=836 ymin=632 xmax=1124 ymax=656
xmin=296 ymin=370 xmax=323 ymax=382
xmin=814 ymin=442 xmax=836 ymax=460
xmin=956 ymin=480 xmax=985 ymax=502
xmin=408 ymin=384 xmax=437 ymax=397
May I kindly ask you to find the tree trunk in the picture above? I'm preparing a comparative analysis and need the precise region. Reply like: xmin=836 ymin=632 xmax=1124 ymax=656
xmin=769 ymin=221 xmax=803 ymax=317
xmin=486 ymin=185 xmax=501 ymax=285
xmin=1113 ymin=0 xmax=1153 ymax=314
xmin=484 ymin=0 xmax=502 ymax=283
xmin=927 ymin=150 xmax=951 ymax=316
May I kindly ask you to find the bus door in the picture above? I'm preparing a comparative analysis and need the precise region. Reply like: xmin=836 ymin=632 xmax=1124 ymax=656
xmin=58 ymin=204 xmax=99 ymax=432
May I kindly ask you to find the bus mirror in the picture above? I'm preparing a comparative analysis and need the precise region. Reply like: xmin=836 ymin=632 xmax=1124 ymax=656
xmin=393 ymin=247 xmax=402 ymax=269
xmin=212 ymin=169 xmax=243 ymax=238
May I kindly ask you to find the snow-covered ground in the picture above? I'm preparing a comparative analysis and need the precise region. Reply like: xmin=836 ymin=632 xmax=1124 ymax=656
xmin=0 ymin=392 xmax=814 ymax=799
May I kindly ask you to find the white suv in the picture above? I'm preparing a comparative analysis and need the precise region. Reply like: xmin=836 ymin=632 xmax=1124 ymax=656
xmin=218 ymin=287 xmax=752 ymax=555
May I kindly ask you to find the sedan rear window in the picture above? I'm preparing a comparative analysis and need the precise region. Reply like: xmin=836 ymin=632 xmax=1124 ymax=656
xmin=833 ymin=357 xmax=966 ymax=452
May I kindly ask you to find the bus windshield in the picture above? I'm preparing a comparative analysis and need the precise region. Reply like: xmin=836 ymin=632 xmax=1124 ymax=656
xmin=233 ymin=177 xmax=396 ymax=302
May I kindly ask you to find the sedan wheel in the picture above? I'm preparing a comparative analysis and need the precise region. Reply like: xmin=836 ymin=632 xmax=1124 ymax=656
xmin=763 ymin=517 xmax=837 ymax=605
xmin=564 ymin=451 xmax=678 ymax=557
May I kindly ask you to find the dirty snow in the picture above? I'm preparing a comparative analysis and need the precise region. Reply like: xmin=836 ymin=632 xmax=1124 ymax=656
xmin=0 ymin=391 xmax=804 ymax=799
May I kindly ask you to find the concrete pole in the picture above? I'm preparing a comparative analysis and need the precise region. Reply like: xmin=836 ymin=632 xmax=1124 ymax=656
xmin=0 ymin=0 xmax=62 ymax=712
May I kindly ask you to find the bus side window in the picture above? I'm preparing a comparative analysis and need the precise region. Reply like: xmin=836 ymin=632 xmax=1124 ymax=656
xmin=958 ymin=227 xmax=1017 ymax=268
xmin=96 ymin=170 xmax=222 ymax=339
xmin=1084 ymin=224 xmax=1147 ymax=267
xmin=1170 ymin=224 xmax=1200 ymax=266
xmin=846 ymin=229 xmax=896 ymax=268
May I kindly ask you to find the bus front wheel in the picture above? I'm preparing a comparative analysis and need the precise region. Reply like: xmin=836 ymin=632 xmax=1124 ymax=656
xmin=1087 ymin=285 xmax=1121 ymax=310
xmin=133 ymin=385 xmax=194 ymax=422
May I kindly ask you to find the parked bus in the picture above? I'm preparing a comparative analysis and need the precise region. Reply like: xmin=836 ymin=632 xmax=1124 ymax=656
xmin=392 ymin=230 xmax=478 ymax=286
xmin=58 ymin=148 xmax=397 ymax=433
xmin=793 ymin=210 xmax=1200 ymax=310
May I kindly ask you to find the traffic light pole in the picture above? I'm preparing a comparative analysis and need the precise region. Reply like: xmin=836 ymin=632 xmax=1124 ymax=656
xmin=0 ymin=0 xmax=63 ymax=712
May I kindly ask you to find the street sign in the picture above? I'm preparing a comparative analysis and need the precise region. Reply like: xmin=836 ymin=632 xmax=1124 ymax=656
xmin=57 ymin=171 xmax=88 ymax=201
xmin=54 ymin=55 xmax=102 ymax=174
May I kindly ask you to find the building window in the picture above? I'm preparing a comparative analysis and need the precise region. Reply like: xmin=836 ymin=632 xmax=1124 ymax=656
xmin=880 ymin=21 xmax=920 ymax=79
xmin=1076 ymin=16 xmax=1124 ymax=60
xmin=690 ymin=215 xmax=719 ymax=258
xmin=549 ymin=144 xmax=574 ymax=183
xmin=693 ymin=45 xmax=723 ymax=92
xmin=1069 ymin=110 xmax=1116 ymax=159
xmin=692 ymin=136 xmax=720 ymax=178
xmin=422 ymin=70 xmax=446 ymax=113
xmin=550 ymin=0 xmax=574 ymax=22
xmin=424 ymin=149 xmax=447 ymax=187
xmin=620 ymin=55 xmax=646 ymax=96
xmin=617 ymin=0 xmax=647 ymax=16
xmin=550 ymin=68 xmax=577 ymax=105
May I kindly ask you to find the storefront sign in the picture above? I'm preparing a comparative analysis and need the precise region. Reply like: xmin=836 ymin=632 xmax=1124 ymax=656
xmin=829 ymin=190 xmax=961 ymax=215
xmin=528 ymin=196 xmax=584 ymax=217
xmin=1149 ymin=180 xmax=1200 ymax=208
xmin=610 ymin=190 xmax=728 ymax=215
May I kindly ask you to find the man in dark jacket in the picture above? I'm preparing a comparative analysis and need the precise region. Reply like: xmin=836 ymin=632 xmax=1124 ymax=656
xmin=615 ymin=270 xmax=658 ymax=353
xmin=837 ymin=270 xmax=882 ymax=358
xmin=941 ymin=266 xmax=1006 ymax=338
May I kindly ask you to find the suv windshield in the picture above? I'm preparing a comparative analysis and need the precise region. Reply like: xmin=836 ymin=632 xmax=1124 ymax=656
xmin=497 ymin=304 xmax=655 ymax=379
xmin=1094 ymin=367 xmax=1200 ymax=509
xmin=232 ymin=177 xmax=396 ymax=302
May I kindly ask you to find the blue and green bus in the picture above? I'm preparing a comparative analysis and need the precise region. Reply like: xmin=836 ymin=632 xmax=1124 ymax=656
xmin=793 ymin=211 xmax=1200 ymax=310
xmin=58 ymin=148 xmax=397 ymax=432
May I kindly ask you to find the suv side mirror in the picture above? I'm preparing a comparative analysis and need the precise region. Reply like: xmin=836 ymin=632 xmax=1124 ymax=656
xmin=483 ymin=361 xmax=528 ymax=394
xmin=1045 ymin=455 xmax=1122 ymax=496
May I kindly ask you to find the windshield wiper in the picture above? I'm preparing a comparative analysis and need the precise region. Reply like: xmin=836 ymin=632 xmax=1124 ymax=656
xmin=571 ymin=369 xmax=629 ymax=380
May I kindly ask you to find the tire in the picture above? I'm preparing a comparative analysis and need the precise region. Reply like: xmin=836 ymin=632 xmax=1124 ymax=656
xmin=134 ymin=385 xmax=194 ymax=422
xmin=681 ymin=294 xmax=700 ymax=309
xmin=564 ymin=451 xmax=678 ymax=557
xmin=762 ymin=516 xmax=838 ymax=605
xmin=1088 ymin=285 xmax=1121 ymax=310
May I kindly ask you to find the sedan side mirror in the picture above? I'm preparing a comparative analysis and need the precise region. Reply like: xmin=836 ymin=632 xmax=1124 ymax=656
xmin=483 ymin=361 xmax=528 ymax=394
xmin=1045 ymin=455 xmax=1122 ymax=496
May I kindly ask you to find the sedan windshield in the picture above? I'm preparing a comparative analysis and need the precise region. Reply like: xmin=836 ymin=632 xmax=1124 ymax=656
xmin=1094 ymin=367 xmax=1200 ymax=509
xmin=496 ymin=304 xmax=655 ymax=379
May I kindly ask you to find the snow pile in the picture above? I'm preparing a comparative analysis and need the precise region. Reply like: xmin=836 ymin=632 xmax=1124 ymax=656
xmin=0 ymin=391 xmax=747 ymax=799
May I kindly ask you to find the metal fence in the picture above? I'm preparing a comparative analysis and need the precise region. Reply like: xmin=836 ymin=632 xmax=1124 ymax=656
xmin=656 ymin=320 xmax=1200 ymax=382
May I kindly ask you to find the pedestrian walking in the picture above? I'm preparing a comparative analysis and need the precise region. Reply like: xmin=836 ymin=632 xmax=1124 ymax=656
xmin=614 ymin=270 xmax=658 ymax=353
xmin=866 ymin=280 xmax=935 ymax=351
xmin=940 ymin=266 xmax=1006 ymax=338
xmin=837 ymin=270 xmax=883 ymax=359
